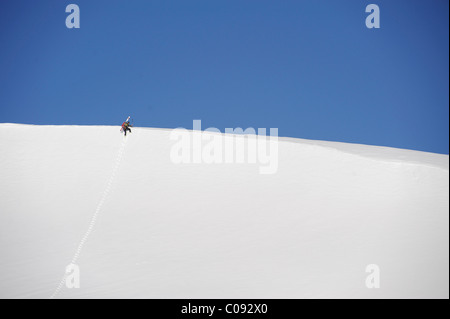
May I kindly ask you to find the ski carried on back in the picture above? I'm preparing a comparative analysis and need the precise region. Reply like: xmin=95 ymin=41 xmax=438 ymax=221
xmin=120 ymin=116 xmax=133 ymax=136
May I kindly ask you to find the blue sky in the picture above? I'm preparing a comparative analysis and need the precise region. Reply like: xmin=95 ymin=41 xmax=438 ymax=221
xmin=0 ymin=0 xmax=448 ymax=154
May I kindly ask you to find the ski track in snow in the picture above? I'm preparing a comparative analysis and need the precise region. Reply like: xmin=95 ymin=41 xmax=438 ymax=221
xmin=50 ymin=137 xmax=127 ymax=299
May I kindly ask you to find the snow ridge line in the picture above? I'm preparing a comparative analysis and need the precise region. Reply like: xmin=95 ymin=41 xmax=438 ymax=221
xmin=50 ymin=137 xmax=128 ymax=299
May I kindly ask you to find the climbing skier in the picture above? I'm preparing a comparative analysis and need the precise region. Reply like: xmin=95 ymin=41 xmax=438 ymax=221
xmin=121 ymin=116 xmax=132 ymax=136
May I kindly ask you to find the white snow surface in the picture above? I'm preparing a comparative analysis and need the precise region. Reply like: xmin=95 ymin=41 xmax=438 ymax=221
xmin=0 ymin=123 xmax=448 ymax=299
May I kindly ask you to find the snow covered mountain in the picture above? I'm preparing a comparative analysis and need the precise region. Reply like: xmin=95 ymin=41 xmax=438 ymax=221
xmin=0 ymin=123 xmax=448 ymax=299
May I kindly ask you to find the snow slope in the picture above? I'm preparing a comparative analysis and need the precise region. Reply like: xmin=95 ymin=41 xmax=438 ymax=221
xmin=0 ymin=123 xmax=448 ymax=299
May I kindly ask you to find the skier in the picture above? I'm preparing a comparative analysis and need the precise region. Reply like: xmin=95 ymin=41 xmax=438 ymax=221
xmin=121 ymin=117 xmax=132 ymax=136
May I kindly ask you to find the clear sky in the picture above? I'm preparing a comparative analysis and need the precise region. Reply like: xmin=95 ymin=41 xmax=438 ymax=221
xmin=0 ymin=0 xmax=448 ymax=154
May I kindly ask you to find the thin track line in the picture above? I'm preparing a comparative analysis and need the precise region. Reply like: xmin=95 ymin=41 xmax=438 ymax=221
xmin=50 ymin=137 xmax=127 ymax=299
